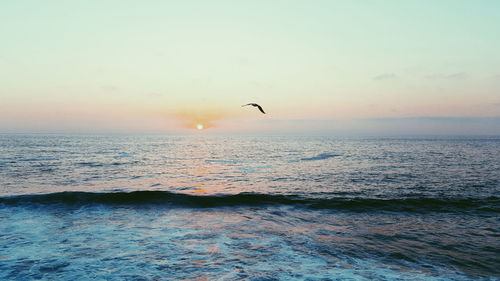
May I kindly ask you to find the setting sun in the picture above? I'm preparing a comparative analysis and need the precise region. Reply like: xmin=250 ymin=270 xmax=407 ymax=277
xmin=196 ymin=124 xmax=204 ymax=130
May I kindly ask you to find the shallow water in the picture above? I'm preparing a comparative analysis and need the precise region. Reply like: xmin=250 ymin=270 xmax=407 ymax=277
xmin=0 ymin=135 xmax=499 ymax=280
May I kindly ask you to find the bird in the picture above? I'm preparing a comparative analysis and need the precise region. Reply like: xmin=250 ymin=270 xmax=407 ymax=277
xmin=241 ymin=103 xmax=266 ymax=114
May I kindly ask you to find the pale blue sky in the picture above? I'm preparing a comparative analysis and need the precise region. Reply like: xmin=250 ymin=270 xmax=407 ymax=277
xmin=1 ymin=0 xmax=499 ymax=133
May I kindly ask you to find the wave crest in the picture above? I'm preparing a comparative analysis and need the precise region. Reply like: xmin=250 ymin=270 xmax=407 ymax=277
xmin=1 ymin=191 xmax=497 ymax=213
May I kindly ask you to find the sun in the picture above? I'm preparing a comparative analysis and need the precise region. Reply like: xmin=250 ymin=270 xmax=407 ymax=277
xmin=196 ymin=124 xmax=204 ymax=130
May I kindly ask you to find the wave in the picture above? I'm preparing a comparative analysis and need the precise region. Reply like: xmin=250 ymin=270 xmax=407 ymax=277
xmin=0 ymin=191 xmax=497 ymax=213
xmin=300 ymin=153 xmax=340 ymax=161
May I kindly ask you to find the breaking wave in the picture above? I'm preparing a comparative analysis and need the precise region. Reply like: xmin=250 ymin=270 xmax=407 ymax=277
xmin=1 ymin=191 xmax=497 ymax=213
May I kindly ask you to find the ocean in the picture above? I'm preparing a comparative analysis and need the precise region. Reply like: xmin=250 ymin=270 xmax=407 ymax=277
xmin=0 ymin=134 xmax=498 ymax=280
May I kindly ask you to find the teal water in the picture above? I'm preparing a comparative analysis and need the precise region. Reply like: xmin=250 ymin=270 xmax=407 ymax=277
xmin=0 ymin=135 xmax=499 ymax=280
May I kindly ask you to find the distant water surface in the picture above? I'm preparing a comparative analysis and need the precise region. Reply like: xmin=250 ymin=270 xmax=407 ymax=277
xmin=0 ymin=134 xmax=499 ymax=280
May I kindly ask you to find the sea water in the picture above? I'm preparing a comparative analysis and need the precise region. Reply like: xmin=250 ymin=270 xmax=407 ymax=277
xmin=0 ymin=134 xmax=498 ymax=280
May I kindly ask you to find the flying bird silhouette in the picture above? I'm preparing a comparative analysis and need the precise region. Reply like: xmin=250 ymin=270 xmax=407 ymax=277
xmin=241 ymin=103 xmax=266 ymax=114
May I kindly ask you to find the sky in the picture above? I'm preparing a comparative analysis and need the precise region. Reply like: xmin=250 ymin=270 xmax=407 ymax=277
xmin=1 ymin=0 xmax=499 ymax=134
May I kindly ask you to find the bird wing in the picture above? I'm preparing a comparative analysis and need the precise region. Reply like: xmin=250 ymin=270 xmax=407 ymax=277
xmin=256 ymin=105 xmax=266 ymax=114
xmin=241 ymin=103 xmax=252 ymax=107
